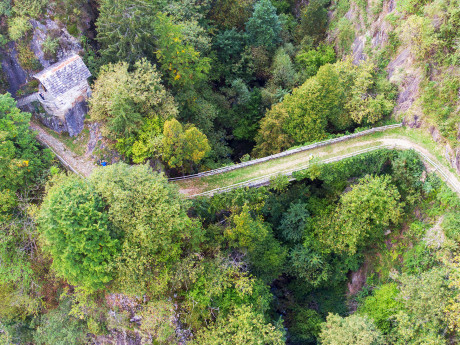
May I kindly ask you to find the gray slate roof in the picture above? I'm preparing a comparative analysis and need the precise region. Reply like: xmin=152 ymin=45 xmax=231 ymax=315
xmin=34 ymin=55 xmax=91 ymax=97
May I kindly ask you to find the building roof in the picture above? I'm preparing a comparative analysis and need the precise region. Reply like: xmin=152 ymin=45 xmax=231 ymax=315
xmin=34 ymin=55 xmax=91 ymax=97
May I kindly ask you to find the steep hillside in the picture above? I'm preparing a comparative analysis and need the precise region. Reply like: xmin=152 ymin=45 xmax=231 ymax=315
xmin=327 ymin=0 xmax=459 ymax=172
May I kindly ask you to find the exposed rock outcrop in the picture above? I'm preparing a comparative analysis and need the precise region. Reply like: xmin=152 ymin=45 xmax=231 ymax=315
xmin=0 ymin=42 xmax=27 ymax=96
xmin=30 ymin=19 xmax=83 ymax=68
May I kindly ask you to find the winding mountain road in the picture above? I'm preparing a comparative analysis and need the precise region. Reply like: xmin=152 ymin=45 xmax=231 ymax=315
xmin=30 ymin=122 xmax=460 ymax=198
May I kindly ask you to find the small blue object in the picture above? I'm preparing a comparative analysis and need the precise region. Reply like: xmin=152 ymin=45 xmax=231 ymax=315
xmin=101 ymin=162 xmax=107 ymax=167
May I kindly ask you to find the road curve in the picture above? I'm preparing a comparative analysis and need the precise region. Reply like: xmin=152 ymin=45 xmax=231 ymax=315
xmin=181 ymin=137 xmax=460 ymax=198
xmin=29 ymin=122 xmax=460 ymax=198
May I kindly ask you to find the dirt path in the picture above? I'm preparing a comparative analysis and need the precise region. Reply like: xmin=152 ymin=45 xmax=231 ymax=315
xmin=30 ymin=121 xmax=94 ymax=177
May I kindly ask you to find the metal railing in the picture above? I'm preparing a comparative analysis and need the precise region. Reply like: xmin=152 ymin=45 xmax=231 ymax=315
xmin=169 ymin=123 xmax=403 ymax=181
xmin=189 ymin=144 xmax=460 ymax=198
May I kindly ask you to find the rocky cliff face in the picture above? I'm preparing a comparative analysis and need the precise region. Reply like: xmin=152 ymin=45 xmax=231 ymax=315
xmin=30 ymin=18 xmax=83 ymax=68
xmin=1 ymin=42 xmax=27 ymax=96
xmin=3 ymin=17 xmax=88 ymax=137
xmin=330 ymin=0 xmax=460 ymax=174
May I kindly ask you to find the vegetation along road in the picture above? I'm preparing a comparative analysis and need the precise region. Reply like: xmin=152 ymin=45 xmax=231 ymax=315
xmin=32 ymin=122 xmax=460 ymax=198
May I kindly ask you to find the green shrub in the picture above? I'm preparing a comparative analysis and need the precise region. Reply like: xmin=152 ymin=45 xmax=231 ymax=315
xmin=17 ymin=42 xmax=42 ymax=71
xmin=443 ymin=211 xmax=460 ymax=241
xmin=34 ymin=298 xmax=88 ymax=345
xmin=7 ymin=16 xmax=31 ymax=40
xmin=42 ymin=36 xmax=60 ymax=59
xmin=336 ymin=18 xmax=355 ymax=56
xmin=12 ymin=0 xmax=47 ymax=18
xmin=403 ymin=243 xmax=438 ymax=275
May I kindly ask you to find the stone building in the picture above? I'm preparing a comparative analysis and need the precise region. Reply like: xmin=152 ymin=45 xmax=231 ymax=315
xmin=34 ymin=54 xmax=91 ymax=136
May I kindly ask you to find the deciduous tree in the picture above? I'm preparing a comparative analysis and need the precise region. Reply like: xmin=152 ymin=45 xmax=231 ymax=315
xmin=38 ymin=176 xmax=119 ymax=291
xmin=315 ymin=175 xmax=403 ymax=255
xmin=89 ymin=59 xmax=177 ymax=160
xmin=319 ymin=313 xmax=384 ymax=345
xmin=0 ymin=94 xmax=52 ymax=214
xmin=161 ymin=118 xmax=210 ymax=172
xmin=192 ymin=304 xmax=285 ymax=344
xmin=153 ymin=13 xmax=211 ymax=89
xmin=90 ymin=163 xmax=201 ymax=295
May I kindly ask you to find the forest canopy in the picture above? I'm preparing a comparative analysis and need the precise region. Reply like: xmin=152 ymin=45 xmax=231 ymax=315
xmin=0 ymin=0 xmax=459 ymax=344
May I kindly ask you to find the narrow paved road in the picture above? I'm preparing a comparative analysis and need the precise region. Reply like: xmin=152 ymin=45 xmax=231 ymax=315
xmin=30 ymin=122 xmax=460 ymax=198
xmin=177 ymin=136 xmax=460 ymax=197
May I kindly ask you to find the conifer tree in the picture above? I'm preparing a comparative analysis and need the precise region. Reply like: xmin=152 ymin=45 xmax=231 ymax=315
xmin=246 ymin=0 xmax=282 ymax=51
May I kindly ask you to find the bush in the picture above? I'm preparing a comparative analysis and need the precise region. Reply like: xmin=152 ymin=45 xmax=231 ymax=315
xmin=42 ymin=36 xmax=60 ymax=59
xmin=17 ymin=42 xmax=42 ymax=71
xmin=12 ymin=0 xmax=47 ymax=18
xmin=8 ymin=16 xmax=31 ymax=40
xmin=295 ymin=43 xmax=336 ymax=80
xmin=34 ymin=298 xmax=88 ymax=345
xmin=443 ymin=211 xmax=460 ymax=241
xmin=336 ymin=18 xmax=355 ymax=56
xmin=319 ymin=313 xmax=384 ymax=345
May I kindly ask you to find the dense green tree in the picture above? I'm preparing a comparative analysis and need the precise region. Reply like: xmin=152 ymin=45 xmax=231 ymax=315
xmin=271 ymin=0 xmax=295 ymax=14
xmin=161 ymin=118 xmax=210 ymax=172
xmin=226 ymin=206 xmax=287 ymax=282
xmin=246 ymin=0 xmax=282 ymax=51
xmin=278 ymin=202 xmax=309 ymax=243
xmin=270 ymin=47 xmax=297 ymax=90
xmin=89 ymin=59 xmax=177 ymax=160
xmin=179 ymin=255 xmax=273 ymax=329
xmin=391 ymin=150 xmax=425 ymax=204
xmin=232 ymin=87 xmax=264 ymax=141
xmin=213 ymin=29 xmax=247 ymax=65
xmin=253 ymin=102 xmax=293 ymax=156
xmin=319 ymin=313 xmax=384 ymax=345
xmin=255 ymin=60 xmax=394 ymax=152
xmin=0 ymin=94 xmax=52 ymax=213
xmin=281 ymin=73 xmax=330 ymax=143
xmin=90 ymin=163 xmax=200 ymax=295
xmin=315 ymin=175 xmax=403 ymax=255
xmin=38 ymin=176 xmax=119 ymax=291
xmin=359 ymin=283 xmax=402 ymax=334
xmin=345 ymin=61 xmax=394 ymax=125
xmin=153 ymin=13 xmax=211 ymax=89
xmin=192 ymin=304 xmax=285 ymax=344
xmin=288 ymin=246 xmax=330 ymax=288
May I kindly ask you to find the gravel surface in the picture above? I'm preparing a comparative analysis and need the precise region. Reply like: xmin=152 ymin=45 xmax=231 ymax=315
xmin=30 ymin=121 xmax=95 ymax=177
